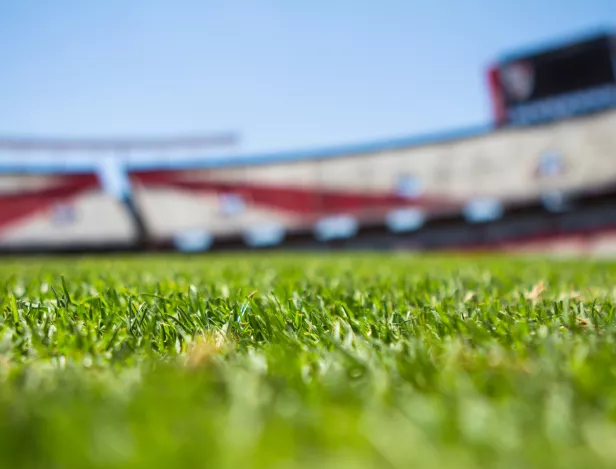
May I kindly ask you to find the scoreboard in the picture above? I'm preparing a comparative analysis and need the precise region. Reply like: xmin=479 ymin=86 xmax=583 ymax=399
xmin=488 ymin=30 xmax=616 ymax=127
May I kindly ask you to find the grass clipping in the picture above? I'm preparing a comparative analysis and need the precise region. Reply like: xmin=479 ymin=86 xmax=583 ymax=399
xmin=184 ymin=330 xmax=233 ymax=369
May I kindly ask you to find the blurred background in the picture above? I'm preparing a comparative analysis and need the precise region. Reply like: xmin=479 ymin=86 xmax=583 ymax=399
xmin=0 ymin=0 xmax=615 ymax=256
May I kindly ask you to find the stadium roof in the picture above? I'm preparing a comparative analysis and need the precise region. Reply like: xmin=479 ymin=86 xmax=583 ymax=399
xmin=0 ymin=132 xmax=239 ymax=152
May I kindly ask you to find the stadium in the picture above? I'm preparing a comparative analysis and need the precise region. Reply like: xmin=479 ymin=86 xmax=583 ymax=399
xmin=2 ymin=28 xmax=616 ymax=256
xmin=4 ymin=22 xmax=616 ymax=469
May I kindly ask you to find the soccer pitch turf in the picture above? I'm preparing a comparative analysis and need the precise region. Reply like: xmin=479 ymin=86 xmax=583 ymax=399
xmin=1 ymin=253 xmax=616 ymax=469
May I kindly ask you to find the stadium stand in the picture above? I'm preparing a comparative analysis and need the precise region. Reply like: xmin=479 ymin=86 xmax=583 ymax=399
xmin=1 ymin=108 xmax=615 ymax=254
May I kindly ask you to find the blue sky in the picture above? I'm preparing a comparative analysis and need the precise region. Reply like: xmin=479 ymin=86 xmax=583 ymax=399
xmin=0 ymin=0 xmax=613 ymax=154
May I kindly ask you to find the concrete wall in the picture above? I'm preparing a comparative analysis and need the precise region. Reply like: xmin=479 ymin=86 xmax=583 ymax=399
xmin=0 ymin=174 xmax=137 ymax=247
xmin=1 ymin=109 xmax=615 ymax=247
xmin=132 ymin=110 xmax=616 ymax=240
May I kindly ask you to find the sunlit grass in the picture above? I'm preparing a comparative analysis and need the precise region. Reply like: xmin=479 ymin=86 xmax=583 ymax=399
xmin=1 ymin=253 xmax=616 ymax=468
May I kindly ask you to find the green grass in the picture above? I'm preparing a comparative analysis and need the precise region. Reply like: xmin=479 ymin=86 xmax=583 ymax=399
xmin=2 ymin=253 xmax=616 ymax=468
